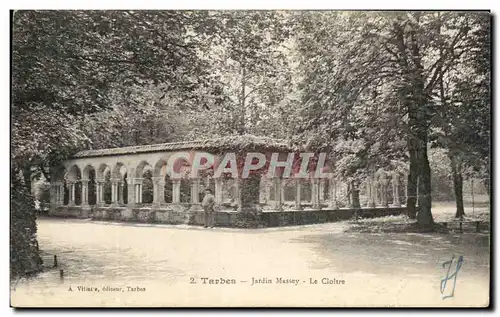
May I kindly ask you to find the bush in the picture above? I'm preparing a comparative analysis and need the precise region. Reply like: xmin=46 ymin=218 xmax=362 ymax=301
xmin=10 ymin=182 xmax=43 ymax=279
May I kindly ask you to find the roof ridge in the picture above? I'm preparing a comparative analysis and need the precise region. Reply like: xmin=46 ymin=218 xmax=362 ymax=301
xmin=72 ymin=136 xmax=291 ymax=158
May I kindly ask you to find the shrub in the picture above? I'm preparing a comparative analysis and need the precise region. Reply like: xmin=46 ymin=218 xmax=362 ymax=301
xmin=10 ymin=181 xmax=43 ymax=279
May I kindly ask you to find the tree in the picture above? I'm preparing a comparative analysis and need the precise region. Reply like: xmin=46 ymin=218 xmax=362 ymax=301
xmin=11 ymin=10 xmax=222 ymax=278
xmin=432 ymin=13 xmax=491 ymax=218
xmin=294 ymin=11 xmax=486 ymax=229
xmin=185 ymin=11 xmax=295 ymax=138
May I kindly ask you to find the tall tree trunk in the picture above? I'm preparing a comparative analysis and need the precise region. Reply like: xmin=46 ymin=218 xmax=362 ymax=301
xmin=407 ymin=151 xmax=418 ymax=219
xmin=415 ymin=130 xmax=434 ymax=230
xmin=351 ymin=180 xmax=360 ymax=209
xmin=450 ymin=155 xmax=465 ymax=218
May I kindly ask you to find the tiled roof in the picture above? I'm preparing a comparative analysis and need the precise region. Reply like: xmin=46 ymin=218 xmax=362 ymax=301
xmin=73 ymin=135 xmax=294 ymax=158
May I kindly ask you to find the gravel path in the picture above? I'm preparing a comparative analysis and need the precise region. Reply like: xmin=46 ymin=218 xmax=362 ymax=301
xmin=11 ymin=218 xmax=490 ymax=307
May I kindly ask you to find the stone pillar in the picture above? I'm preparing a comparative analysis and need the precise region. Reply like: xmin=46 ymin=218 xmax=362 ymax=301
xmin=319 ymin=179 xmax=326 ymax=203
xmin=381 ymin=174 xmax=389 ymax=207
xmin=95 ymin=181 xmax=101 ymax=204
xmin=295 ymin=179 xmax=302 ymax=210
xmin=172 ymin=180 xmax=181 ymax=204
xmin=280 ymin=179 xmax=286 ymax=203
xmin=81 ymin=179 xmax=89 ymax=206
xmin=235 ymin=180 xmax=242 ymax=211
xmin=111 ymin=179 xmax=119 ymax=205
xmin=55 ymin=182 xmax=62 ymax=205
xmin=329 ymin=179 xmax=338 ymax=209
xmin=402 ymin=173 xmax=408 ymax=206
xmin=68 ymin=181 xmax=75 ymax=206
xmin=50 ymin=183 xmax=56 ymax=207
xmin=311 ymin=179 xmax=320 ymax=209
xmin=53 ymin=182 xmax=60 ymax=205
xmin=191 ymin=178 xmax=200 ymax=204
xmin=152 ymin=177 xmax=162 ymax=205
xmin=374 ymin=181 xmax=381 ymax=206
xmin=214 ymin=178 xmax=223 ymax=204
xmin=368 ymin=177 xmax=376 ymax=208
xmin=158 ymin=179 xmax=166 ymax=205
xmin=134 ymin=178 xmax=143 ymax=204
xmin=273 ymin=178 xmax=282 ymax=211
xmin=266 ymin=178 xmax=272 ymax=202
xmin=117 ymin=181 xmax=124 ymax=204
xmin=392 ymin=172 xmax=401 ymax=207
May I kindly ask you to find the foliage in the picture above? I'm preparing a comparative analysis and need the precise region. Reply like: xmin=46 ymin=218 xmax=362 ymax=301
xmin=10 ymin=174 xmax=43 ymax=278
xmin=293 ymin=11 xmax=490 ymax=229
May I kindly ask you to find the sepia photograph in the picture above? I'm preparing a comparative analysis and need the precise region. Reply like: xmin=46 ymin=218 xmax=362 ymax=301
xmin=9 ymin=8 xmax=491 ymax=308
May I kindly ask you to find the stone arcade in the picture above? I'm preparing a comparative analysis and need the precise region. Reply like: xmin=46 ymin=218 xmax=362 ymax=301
xmin=49 ymin=136 xmax=409 ymax=227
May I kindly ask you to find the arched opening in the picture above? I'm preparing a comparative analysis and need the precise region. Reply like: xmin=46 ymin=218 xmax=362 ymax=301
xmin=283 ymin=179 xmax=296 ymax=202
xmin=67 ymin=165 xmax=82 ymax=205
xmin=142 ymin=169 xmax=154 ymax=204
xmin=103 ymin=168 xmax=112 ymax=204
xmin=123 ymin=172 xmax=128 ymax=204
xmin=135 ymin=160 xmax=153 ymax=205
xmin=300 ymin=179 xmax=312 ymax=203
xmin=199 ymin=171 xmax=215 ymax=202
xmin=83 ymin=165 xmax=97 ymax=205
xmin=180 ymin=178 xmax=191 ymax=203
xmin=322 ymin=179 xmax=330 ymax=203
xmin=112 ymin=163 xmax=128 ymax=205
xmin=164 ymin=174 xmax=173 ymax=203
xmin=63 ymin=180 xmax=69 ymax=205
xmin=222 ymin=177 xmax=238 ymax=205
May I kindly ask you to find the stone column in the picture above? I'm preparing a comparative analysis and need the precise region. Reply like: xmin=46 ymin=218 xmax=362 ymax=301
xmin=172 ymin=180 xmax=181 ymax=204
xmin=374 ymin=181 xmax=380 ymax=206
xmin=328 ymin=179 xmax=338 ymax=209
xmin=280 ymin=179 xmax=286 ymax=203
xmin=319 ymin=179 xmax=326 ymax=203
xmin=392 ymin=172 xmax=401 ymax=207
xmin=311 ymin=179 xmax=320 ymax=209
xmin=152 ymin=177 xmax=162 ymax=205
xmin=117 ymin=181 xmax=124 ymax=204
xmin=381 ymin=174 xmax=389 ymax=207
xmin=68 ymin=181 xmax=75 ymax=206
xmin=402 ymin=172 xmax=408 ymax=206
xmin=368 ymin=177 xmax=376 ymax=208
xmin=214 ymin=178 xmax=223 ymax=204
xmin=134 ymin=178 xmax=143 ymax=204
xmin=81 ymin=179 xmax=89 ymax=206
xmin=295 ymin=179 xmax=302 ymax=210
xmin=61 ymin=183 xmax=66 ymax=205
xmin=273 ymin=178 xmax=283 ymax=211
xmin=235 ymin=180 xmax=242 ymax=211
xmin=95 ymin=181 xmax=100 ymax=204
xmin=53 ymin=182 xmax=60 ymax=205
xmin=111 ymin=179 xmax=120 ymax=205
xmin=191 ymin=178 xmax=200 ymax=204
xmin=158 ymin=179 xmax=166 ymax=205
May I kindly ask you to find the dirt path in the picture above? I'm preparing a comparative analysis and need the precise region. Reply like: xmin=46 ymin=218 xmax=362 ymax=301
xmin=11 ymin=218 xmax=490 ymax=307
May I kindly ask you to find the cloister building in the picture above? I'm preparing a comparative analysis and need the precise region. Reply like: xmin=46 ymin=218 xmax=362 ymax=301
xmin=49 ymin=136 xmax=408 ymax=227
